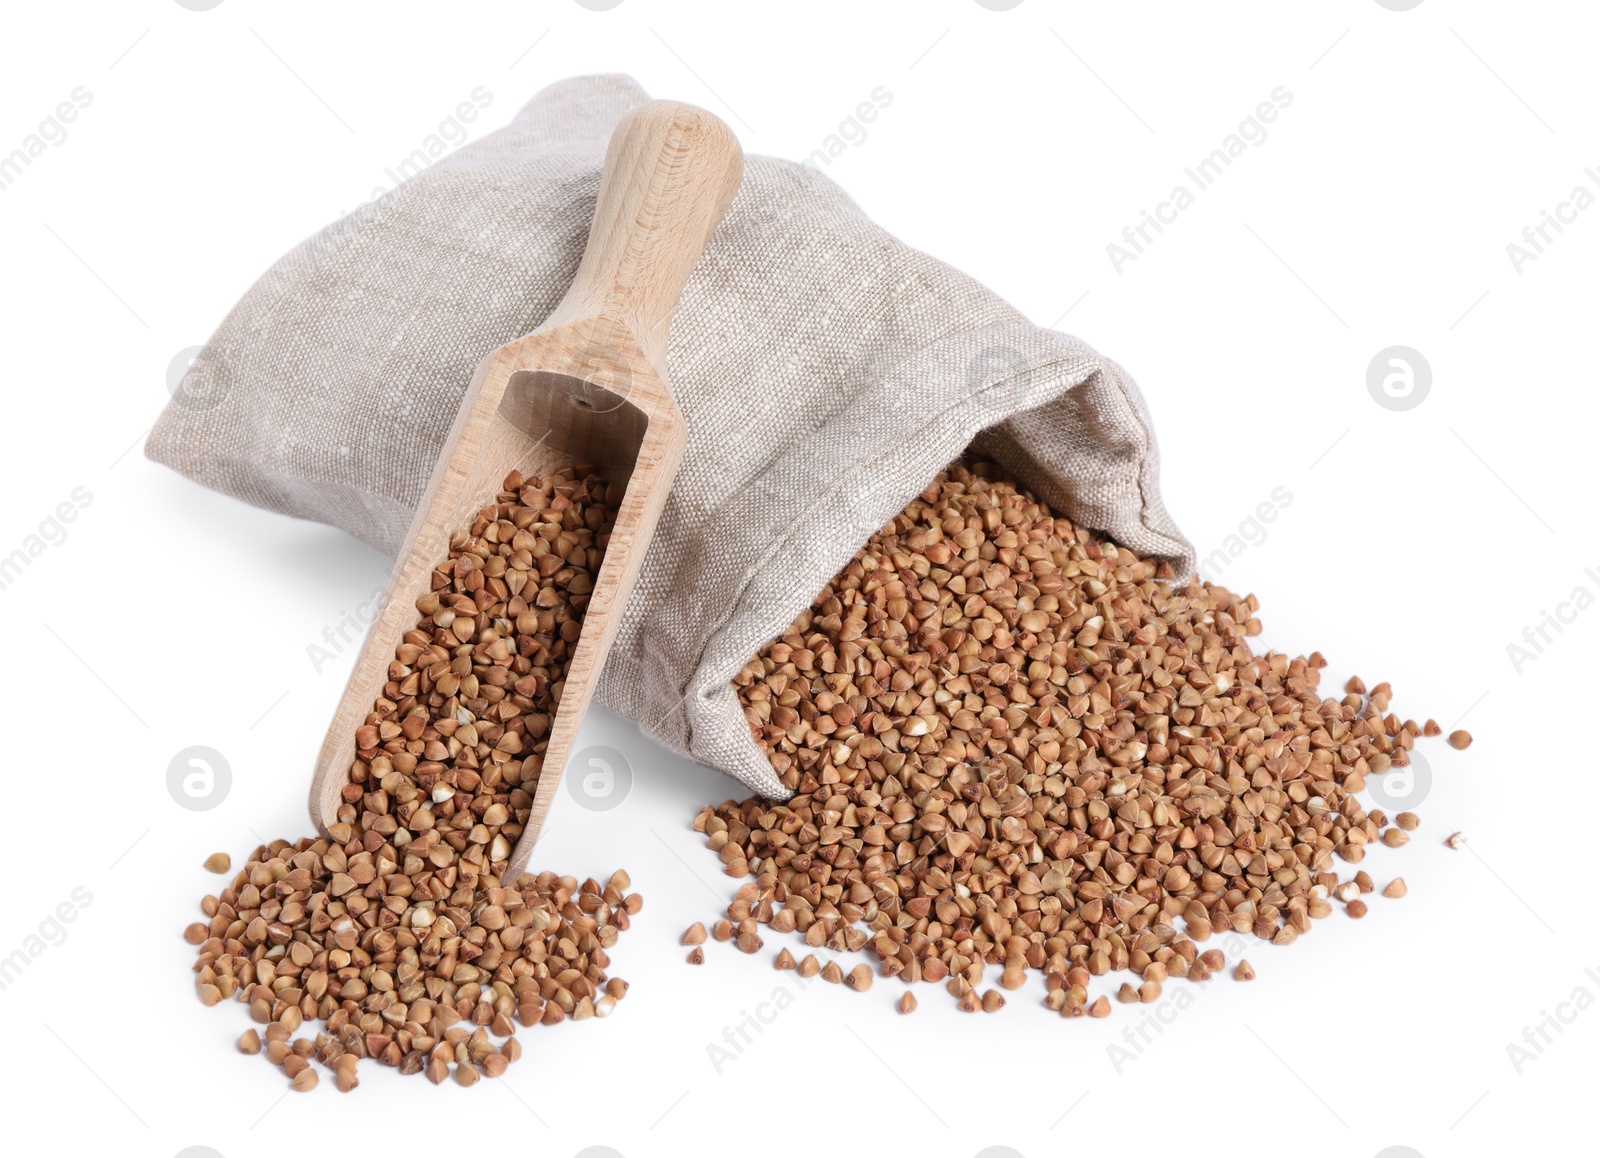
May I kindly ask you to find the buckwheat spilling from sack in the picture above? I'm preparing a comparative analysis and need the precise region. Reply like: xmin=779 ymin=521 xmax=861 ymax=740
xmin=705 ymin=459 xmax=1453 ymax=1012
xmin=187 ymin=469 xmax=640 ymax=1088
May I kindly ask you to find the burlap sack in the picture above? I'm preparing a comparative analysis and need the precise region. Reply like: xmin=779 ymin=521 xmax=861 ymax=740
xmin=147 ymin=74 xmax=1194 ymax=800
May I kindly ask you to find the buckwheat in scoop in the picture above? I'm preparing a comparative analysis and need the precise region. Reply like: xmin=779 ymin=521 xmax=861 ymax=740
xmin=188 ymin=468 xmax=638 ymax=1088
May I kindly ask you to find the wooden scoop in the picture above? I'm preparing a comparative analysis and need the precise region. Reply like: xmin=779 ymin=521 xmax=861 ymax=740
xmin=309 ymin=100 xmax=743 ymax=878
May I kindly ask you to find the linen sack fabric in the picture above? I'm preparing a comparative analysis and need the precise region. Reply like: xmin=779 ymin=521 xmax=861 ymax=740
xmin=146 ymin=73 xmax=1195 ymax=801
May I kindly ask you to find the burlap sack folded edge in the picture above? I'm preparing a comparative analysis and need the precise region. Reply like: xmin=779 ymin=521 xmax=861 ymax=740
xmin=652 ymin=320 xmax=1194 ymax=801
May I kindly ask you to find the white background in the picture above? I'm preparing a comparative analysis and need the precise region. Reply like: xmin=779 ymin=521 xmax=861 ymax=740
xmin=0 ymin=3 xmax=1593 ymax=1156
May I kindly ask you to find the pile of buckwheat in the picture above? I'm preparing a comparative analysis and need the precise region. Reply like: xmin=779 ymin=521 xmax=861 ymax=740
xmin=186 ymin=468 xmax=639 ymax=1090
xmin=705 ymin=459 xmax=1463 ymax=1015
xmin=190 ymin=453 xmax=1471 ymax=1073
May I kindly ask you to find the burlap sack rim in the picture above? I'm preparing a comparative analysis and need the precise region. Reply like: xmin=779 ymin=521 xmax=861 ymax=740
xmin=666 ymin=326 xmax=1191 ymax=799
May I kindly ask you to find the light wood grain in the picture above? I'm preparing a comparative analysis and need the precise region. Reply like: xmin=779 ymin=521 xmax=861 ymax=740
xmin=309 ymin=101 xmax=742 ymax=878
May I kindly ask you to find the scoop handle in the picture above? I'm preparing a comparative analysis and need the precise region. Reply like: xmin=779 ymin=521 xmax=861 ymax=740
xmin=543 ymin=100 xmax=744 ymax=366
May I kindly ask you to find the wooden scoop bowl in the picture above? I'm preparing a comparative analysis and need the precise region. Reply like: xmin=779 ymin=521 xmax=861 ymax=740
xmin=309 ymin=100 xmax=743 ymax=878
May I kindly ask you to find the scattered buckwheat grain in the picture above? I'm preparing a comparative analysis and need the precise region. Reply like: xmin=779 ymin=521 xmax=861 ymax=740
xmin=185 ymin=469 xmax=637 ymax=1088
xmin=706 ymin=461 xmax=1455 ymax=1013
